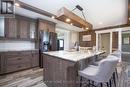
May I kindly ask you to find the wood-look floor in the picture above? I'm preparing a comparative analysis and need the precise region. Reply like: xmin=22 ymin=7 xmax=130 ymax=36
xmin=0 ymin=68 xmax=47 ymax=87
xmin=0 ymin=62 xmax=130 ymax=87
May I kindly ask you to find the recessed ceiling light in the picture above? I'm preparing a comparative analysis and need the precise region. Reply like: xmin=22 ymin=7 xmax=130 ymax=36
xmin=99 ymin=22 xmax=103 ymax=25
xmin=81 ymin=27 xmax=84 ymax=29
xmin=15 ymin=3 xmax=20 ymax=7
xmin=85 ymin=27 xmax=89 ymax=30
xmin=51 ymin=16 xmax=55 ymax=19
xmin=70 ymin=23 xmax=73 ymax=26
xmin=65 ymin=18 xmax=71 ymax=22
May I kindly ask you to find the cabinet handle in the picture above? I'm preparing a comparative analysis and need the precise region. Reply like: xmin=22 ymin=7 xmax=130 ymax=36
xmin=18 ymin=66 xmax=21 ymax=68
xmin=18 ymin=58 xmax=21 ymax=60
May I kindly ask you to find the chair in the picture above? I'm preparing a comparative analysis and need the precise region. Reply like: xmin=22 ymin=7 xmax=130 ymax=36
xmin=79 ymin=56 xmax=119 ymax=87
xmin=94 ymin=50 xmax=121 ymax=65
xmin=92 ymin=51 xmax=121 ymax=87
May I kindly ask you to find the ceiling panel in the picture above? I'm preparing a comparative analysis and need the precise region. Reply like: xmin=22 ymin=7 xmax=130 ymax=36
xmin=18 ymin=0 xmax=128 ymax=29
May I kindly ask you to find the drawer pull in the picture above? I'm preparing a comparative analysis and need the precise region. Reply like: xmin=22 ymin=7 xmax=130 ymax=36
xmin=18 ymin=58 xmax=21 ymax=60
xmin=17 ymin=66 xmax=22 ymax=68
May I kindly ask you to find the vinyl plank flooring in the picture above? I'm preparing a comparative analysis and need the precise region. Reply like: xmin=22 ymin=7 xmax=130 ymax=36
xmin=0 ymin=63 xmax=130 ymax=87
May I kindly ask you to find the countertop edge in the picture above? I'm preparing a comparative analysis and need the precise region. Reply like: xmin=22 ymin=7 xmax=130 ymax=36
xmin=42 ymin=53 xmax=78 ymax=63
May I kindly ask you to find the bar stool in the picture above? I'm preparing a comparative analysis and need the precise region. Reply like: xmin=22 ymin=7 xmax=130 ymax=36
xmin=93 ymin=53 xmax=120 ymax=87
xmin=79 ymin=56 xmax=119 ymax=87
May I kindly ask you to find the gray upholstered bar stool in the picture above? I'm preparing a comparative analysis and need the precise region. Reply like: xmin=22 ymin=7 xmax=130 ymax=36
xmin=94 ymin=50 xmax=121 ymax=65
xmin=91 ymin=50 xmax=121 ymax=87
xmin=78 ymin=56 xmax=119 ymax=87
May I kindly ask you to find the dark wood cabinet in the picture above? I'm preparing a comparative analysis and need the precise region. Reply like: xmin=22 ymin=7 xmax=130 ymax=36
xmin=38 ymin=19 xmax=55 ymax=32
xmin=5 ymin=18 xmax=18 ymax=38
xmin=19 ymin=19 xmax=30 ymax=39
xmin=1 ymin=15 xmax=37 ymax=40
xmin=31 ymin=51 xmax=39 ymax=67
xmin=43 ymin=54 xmax=78 ymax=87
xmin=49 ymin=32 xmax=57 ymax=51
xmin=30 ymin=21 xmax=37 ymax=39
xmin=0 ymin=50 xmax=39 ymax=74
xmin=0 ymin=18 xmax=5 ymax=37
xmin=0 ymin=53 xmax=6 ymax=74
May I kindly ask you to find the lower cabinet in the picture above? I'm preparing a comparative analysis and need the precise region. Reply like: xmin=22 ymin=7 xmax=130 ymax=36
xmin=31 ymin=51 xmax=39 ymax=67
xmin=0 ymin=51 xmax=39 ymax=74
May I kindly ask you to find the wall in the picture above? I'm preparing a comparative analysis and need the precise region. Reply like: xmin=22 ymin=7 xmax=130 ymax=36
xmin=56 ymin=28 xmax=79 ymax=50
xmin=69 ymin=32 xmax=79 ymax=49
xmin=79 ymin=30 xmax=96 ymax=47
xmin=0 ymin=40 xmax=35 ymax=51
xmin=100 ymin=33 xmax=110 ymax=55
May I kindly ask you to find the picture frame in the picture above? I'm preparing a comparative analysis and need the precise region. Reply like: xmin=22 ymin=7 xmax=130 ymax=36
xmin=82 ymin=35 xmax=91 ymax=41
xmin=123 ymin=37 xmax=130 ymax=45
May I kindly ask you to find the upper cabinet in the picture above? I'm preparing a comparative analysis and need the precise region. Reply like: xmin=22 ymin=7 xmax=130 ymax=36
xmin=38 ymin=19 xmax=56 ymax=32
xmin=5 ymin=18 xmax=18 ymax=38
xmin=19 ymin=19 xmax=30 ymax=39
xmin=30 ymin=22 xmax=36 ymax=39
xmin=1 ymin=15 xmax=37 ymax=40
xmin=0 ymin=18 xmax=5 ymax=37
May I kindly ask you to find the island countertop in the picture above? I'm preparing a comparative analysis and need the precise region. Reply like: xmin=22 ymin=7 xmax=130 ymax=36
xmin=43 ymin=50 xmax=104 ymax=62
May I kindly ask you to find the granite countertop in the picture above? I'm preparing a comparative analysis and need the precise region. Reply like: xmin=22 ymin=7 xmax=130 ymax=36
xmin=43 ymin=50 xmax=104 ymax=62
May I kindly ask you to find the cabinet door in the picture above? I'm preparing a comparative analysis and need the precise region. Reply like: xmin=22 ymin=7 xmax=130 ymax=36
xmin=5 ymin=18 xmax=18 ymax=38
xmin=50 ymin=32 xmax=57 ymax=51
xmin=30 ymin=22 xmax=36 ymax=39
xmin=0 ymin=53 xmax=6 ymax=74
xmin=48 ymin=23 xmax=55 ymax=33
xmin=39 ymin=21 xmax=48 ymax=31
xmin=0 ymin=18 xmax=5 ymax=37
xmin=2 ymin=51 xmax=32 ymax=73
xmin=19 ymin=19 xmax=30 ymax=39
xmin=32 ymin=53 xmax=39 ymax=67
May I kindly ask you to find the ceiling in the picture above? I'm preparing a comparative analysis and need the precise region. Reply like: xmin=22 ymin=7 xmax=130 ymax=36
xmin=16 ymin=0 xmax=128 ymax=30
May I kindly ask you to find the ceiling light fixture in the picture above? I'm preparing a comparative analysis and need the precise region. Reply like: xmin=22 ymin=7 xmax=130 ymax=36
xmin=51 ymin=16 xmax=55 ymax=19
xmin=56 ymin=7 xmax=92 ymax=30
xmin=70 ymin=23 xmax=73 ymax=26
xmin=65 ymin=18 xmax=71 ymax=22
xmin=15 ymin=3 xmax=20 ymax=7
xmin=85 ymin=27 xmax=89 ymax=30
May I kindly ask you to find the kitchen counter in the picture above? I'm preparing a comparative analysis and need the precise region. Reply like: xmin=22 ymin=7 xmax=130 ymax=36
xmin=43 ymin=50 xmax=104 ymax=62
xmin=43 ymin=50 xmax=104 ymax=87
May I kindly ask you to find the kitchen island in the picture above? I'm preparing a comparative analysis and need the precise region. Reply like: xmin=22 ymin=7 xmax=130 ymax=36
xmin=43 ymin=50 xmax=104 ymax=87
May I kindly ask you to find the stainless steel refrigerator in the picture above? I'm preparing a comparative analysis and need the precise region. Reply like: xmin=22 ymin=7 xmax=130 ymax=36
xmin=39 ymin=31 xmax=57 ymax=67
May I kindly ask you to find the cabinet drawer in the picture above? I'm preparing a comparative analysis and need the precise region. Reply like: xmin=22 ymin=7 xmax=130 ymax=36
xmin=7 ymin=55 xmax=31 ymax=65
xmin=6 ymin=56 xmax=31 ymax=65
xmin=6 ymin=63 xmax=31 ymax=73
xmin=4 ymin=51 xmax=31 ymax=56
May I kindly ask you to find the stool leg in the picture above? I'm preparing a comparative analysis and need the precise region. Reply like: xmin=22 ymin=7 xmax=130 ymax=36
xmin=115 ymin=68 xmax=118 ymax=79
xmin=80 ymin=77 xmax=82 ymax=87
xmin=88 ymin=80 xmax=90 ymax=87
xmin=107 ymin=82 xmax=109 ymax=87
xmin=113 ymin=73 xmax=116 ymax=87
xmin=100 ymin=83 xmax=103 ymax=87
xmin=109 ymin=79 xmax=112 ymax=87
xmin=92 ymin=81 xmax=94 ymax=87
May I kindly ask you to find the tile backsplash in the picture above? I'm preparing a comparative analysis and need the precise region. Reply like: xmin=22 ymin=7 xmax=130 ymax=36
xmin=0 ymin=40 xmax=35 ymax=51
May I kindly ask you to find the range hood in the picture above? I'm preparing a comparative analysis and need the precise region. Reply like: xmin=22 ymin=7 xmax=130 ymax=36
xmin=56 ymin=7 xmax=92 ymax=30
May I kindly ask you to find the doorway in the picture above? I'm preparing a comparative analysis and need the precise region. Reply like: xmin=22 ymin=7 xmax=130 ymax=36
xmin=57 ymin=39 xmax=64 ymax=50
xmin=99 ymin=33 xmax=110 ymax=55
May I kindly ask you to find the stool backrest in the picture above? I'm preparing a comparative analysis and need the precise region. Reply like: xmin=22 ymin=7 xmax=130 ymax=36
xmin=110 ymin=50 xmax=121 ymax=58
xmin=96 ymin=56 xmax=119 ymax=82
